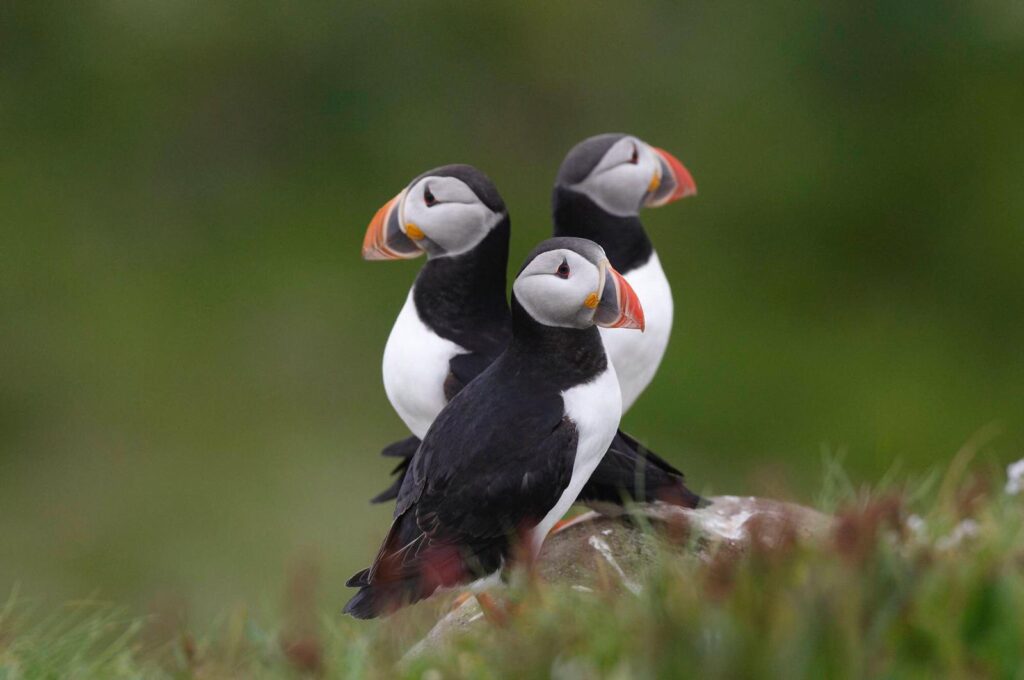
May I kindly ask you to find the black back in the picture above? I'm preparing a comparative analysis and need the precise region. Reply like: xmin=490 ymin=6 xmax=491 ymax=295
xmin=412 ymin=215 xmax=512 ymax=395
xmin=552 ymin=187 xmax=653 ymax=274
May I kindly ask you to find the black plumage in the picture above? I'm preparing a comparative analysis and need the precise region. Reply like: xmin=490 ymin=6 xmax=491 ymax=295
xmin=369 ymin=166 xmax=699 ymax=510
xmin=550 ymin=133 xmax=654 ymax=274
xmin=346 ymin=269 xmax=607 ymax=619
xmin=548 ymin=133 xmax=704 ymax=507
xmin=552 ymin=185 xmax=653 ymax=275
xmin=372 ymin=352 xmax=697 ymax=515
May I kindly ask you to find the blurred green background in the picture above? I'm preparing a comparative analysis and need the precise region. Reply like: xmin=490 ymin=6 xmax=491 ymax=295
xmin=1 ymin=2 xmax=1022 ymax=620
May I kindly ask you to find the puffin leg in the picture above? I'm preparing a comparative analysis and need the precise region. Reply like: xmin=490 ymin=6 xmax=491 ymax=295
xmin=475 ymin=593 xmax=510 ymax=627
xmin=549 ymin=518 xmax=574 ymax=535
xmin=450 ymin=591 xmax=515 ymax=625
xmin=548 ymin=511 xmax=597 ymax=536
xmin=449 ymin=592 xmax=473 ymax=611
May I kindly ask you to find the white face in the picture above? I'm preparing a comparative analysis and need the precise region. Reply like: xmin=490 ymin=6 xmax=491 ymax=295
xmin=514 ymin=249 xmax=605 ymax=329
xmin=569 ymin=136 xmax=662 ymax=217
xmin=399 ymin=176 xmax=503 ymax=257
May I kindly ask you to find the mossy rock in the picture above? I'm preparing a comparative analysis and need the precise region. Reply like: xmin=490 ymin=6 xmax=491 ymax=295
xmin=404 ymin=496 xmax=833 ymax=660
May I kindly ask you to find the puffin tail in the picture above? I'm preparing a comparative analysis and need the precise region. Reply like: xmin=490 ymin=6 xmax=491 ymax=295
xmin=345 ymin=568 xmax=371 ymax=588
xmin=342 ymin=570 xmax=440 ymax=620
xmin=381 ymin=434 xmax=421 ymax=458
xmin=579 ymin=430 xmax=704 ymax=509
xmin=343 ymin=584 xmax=408 ymax=620
xmin=370 ymin=435 xmax=420 ymax=504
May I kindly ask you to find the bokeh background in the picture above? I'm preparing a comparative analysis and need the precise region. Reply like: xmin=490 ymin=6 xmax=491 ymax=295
xmin=2 ymin=2 xmax=1022 ymax=620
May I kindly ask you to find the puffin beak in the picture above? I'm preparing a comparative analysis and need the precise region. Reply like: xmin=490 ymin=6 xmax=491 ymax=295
xmin=644 ymin=147 xmax=697 ymax=207
xmin=361 ymin=190 xmax=423 ymax=261
xmin=593 ymin=261 xmax=645 ymax=331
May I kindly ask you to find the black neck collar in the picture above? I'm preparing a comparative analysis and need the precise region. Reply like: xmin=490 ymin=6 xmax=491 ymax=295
xmin=551 ymin=186 xmax=653 ymax=274
xmin=412 ymin=215 xmax=511 ymax=351
xmin=507 ymin=294 xmax=607 ymax=390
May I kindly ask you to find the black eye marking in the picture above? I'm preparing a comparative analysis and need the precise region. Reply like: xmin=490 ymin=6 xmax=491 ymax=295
xmin=629 ymin=144 xmax=639 ymax=165
xmin=555 ymin=259 xmax=570 ymax=279
xmin=424 ymin=185 xmax=437 ymax=206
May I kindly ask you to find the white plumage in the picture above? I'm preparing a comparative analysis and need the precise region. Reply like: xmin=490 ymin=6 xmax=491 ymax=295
xmin=599 ymin=253 xmax=673 ymax=413
xmin=530 ymin=364 xmax=622 ymax=554
xmin=381 ymin=288 xmax=467 ymax=439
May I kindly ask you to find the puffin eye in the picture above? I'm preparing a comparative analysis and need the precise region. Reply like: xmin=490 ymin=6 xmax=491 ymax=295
xmin=629 ymin=144 xmax=639 ymax=165
xmin=555 ymin=260 xmax=570 ymax=279
xmin=424 ymin=186 xmax=437 ymax=206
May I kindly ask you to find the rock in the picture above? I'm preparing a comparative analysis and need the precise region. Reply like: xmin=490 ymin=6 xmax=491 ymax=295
xmin=402 ymin=496 xmax=833 ymax=662
xmin=539 ymin=495 xmax=831 ymax=580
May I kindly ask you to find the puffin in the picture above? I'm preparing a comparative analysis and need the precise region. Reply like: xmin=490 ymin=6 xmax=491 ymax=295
xmin=364 ymin=164 xmax=510 ymax=442
xmin=344 ymin=238 xmax=643 ymax=619
xmin=552 ymin=133 xmax=697 ymax=413
xmin=361 ymin=164 xmax=512 ymax=501
xmin=362 ymin=166 xmax=700 ymax=508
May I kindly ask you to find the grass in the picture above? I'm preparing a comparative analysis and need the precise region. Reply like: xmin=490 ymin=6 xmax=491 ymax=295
xmin=1 ymin=457 xmax=1022 ymax=679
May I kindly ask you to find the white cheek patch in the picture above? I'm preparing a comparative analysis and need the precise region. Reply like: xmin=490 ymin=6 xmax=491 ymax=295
xmin=513 ymin=250 xmax=600 ymax=328
xmin=570 ymin=145 xmax=663 ymax=218
xmin=401 ymin=177 xmax=503 ymax=258
xmin=572 ymin=164 xmax=650 ymax=217
xmin=514 ymin=276 xmax=585 ymax=328
xmin=426 ymin=203 xmax=503 ymax=256
xmin=589 ymin=136 xmax=637 ymax=175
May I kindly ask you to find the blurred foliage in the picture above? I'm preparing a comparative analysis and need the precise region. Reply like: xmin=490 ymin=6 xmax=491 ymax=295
xmin=1 ymin=459 xmax=1022 ymax=678
xmin=0 ymin=1 xmax=1022 ymax=615
xmin=407 ymin=464 xmax=1024 ymax=679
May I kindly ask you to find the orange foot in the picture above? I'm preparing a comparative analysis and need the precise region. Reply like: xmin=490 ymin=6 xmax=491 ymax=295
xmin=548 ymin=515 xmax=585 ymax=536
xmin=449 ymin=592 xmax=473 ymax=611
xmin=476 ymin=592 xmax=511 ymax=627
xmin=550 ymin=518 xmax=571 ymax=535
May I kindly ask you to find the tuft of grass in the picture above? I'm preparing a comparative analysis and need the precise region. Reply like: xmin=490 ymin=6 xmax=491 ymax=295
xmin=2 ymin=458 xmax=1023 ymax=678
xmin=0 ymin=597 xmax=159 ymax=679
xmin=408 ymin=459 xmax=1024 ymax=679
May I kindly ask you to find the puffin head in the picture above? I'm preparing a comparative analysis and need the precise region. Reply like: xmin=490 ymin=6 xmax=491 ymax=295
xmin=362 ymin=164 xmax=506 ymax=261
xmin=554 ymin=133 xmax=696 ymax=217
xmin=513 ymin=237 xmax=645 ymax=331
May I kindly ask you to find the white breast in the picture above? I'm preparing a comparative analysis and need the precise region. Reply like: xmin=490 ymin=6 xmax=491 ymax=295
xmin=382 ymin=288 xmax=467 ymax=439
xmin=598 ymin=252 xmax=673 ymax=414
xmin=530 ymin=365 xmax=622 ymax=555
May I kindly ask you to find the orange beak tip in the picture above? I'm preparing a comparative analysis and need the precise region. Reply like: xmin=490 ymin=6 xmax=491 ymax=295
xmin=361 ymin=246 xmax=388 ymax=261
xmin=678 ymin=168 xmax=698 ymax=199
xmin=608 ymin=267 xmax=645 ymax=331
xmin=652 ymin=146 xmax=697 ymax=205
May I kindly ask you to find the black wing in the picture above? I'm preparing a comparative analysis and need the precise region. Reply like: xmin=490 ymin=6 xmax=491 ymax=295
xmin=370 ymin=346 xmax=503 ymax=504
xmin=346 ymin=366 xmax=576 ymax=619
xmin=577 ymin=429 xmax=703 ymax=509
xmin=369 ymin=435 xmax=420 ymax=504
xmin=443 ymin=350 xmax=496 ymax=401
